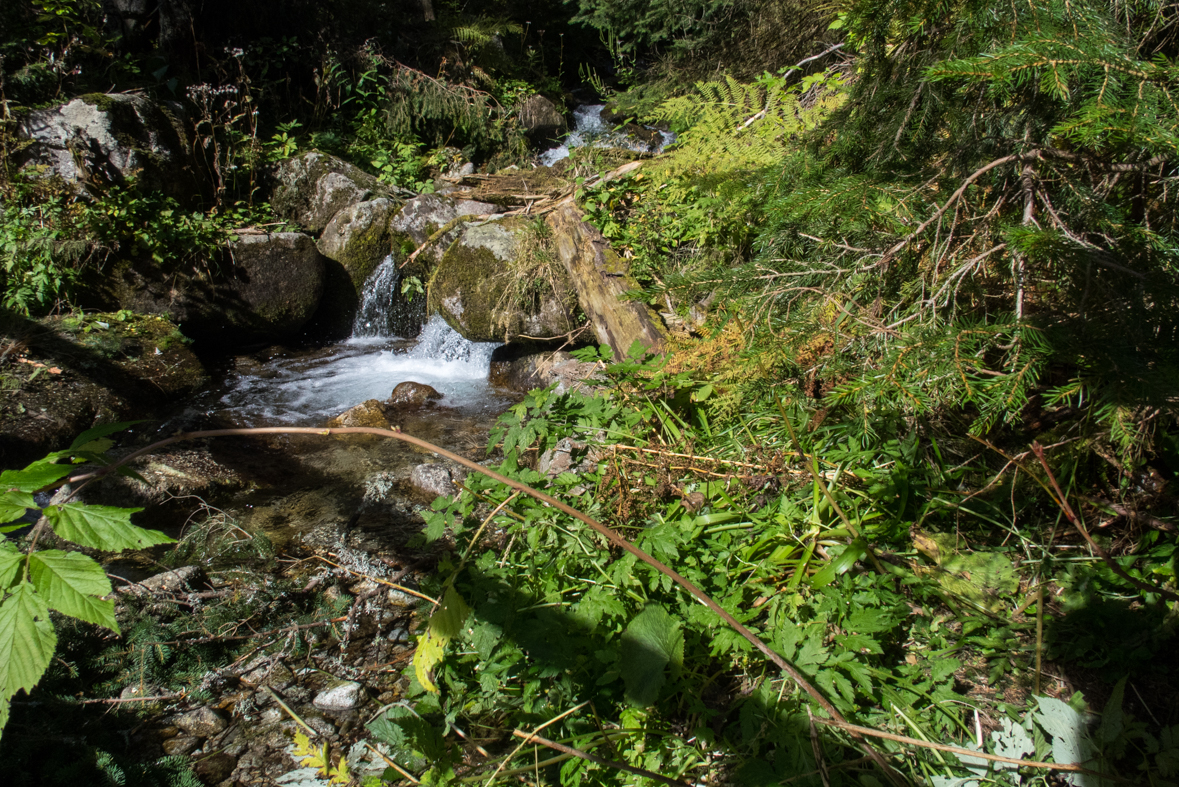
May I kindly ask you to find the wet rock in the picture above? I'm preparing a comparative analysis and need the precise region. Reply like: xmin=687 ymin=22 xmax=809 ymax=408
xmin=314 ymin=198 xmax=398 ymax=338
xmin=313 ymin=681 xmax=364 ymax=712
xmin=175 ymin=706 xmax=228 ymax=738
xmin=162 ymin=735 xmax=201 ymax=756
xmin=326 ymin=399 xmax=391 ymax=431
xmin=409 ymin=463 xmax=459 ymax=499
xmin=269 ymin=151 xmax=386 ymax=233
xmin=388 ymin=381 xmax=442 ymax=408
xmin=518 ymin=95 xmax=567 ymax=143
xmin=428 ymin=217 xmax=579 ymax=342
xmin=16 ymin=93 xmax=202 ymax=205
xmin=193 ymin=752 xmax=236 ymax=785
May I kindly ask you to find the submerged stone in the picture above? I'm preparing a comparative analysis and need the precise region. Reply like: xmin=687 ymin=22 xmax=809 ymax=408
xmin=388 ymin=381 xmax=442 ymax=408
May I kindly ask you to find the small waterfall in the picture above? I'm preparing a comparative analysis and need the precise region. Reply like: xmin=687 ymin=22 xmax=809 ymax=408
xmin=540 ymin=104 xmax=677 ymax=167
xmin=352 ymin=254 xmax=401 ymax=338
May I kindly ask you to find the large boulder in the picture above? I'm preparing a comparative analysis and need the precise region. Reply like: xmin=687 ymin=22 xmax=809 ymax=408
xmin=216 ymin=232 xmax=325 ymax=341
xmin=16 ymin=93 xmax=203 ymax=205
xmin=101 ymin=231 xmax=325 ymax=345
xmin=518 ymin=95 xmax=566 ymax=143
xmin=0 ymin=311 xmax=208 ymax=468
xmin=426 ymin=217 xmax=579 ymax=342
xmin=268 ymin=151 xmax=385 ymax=233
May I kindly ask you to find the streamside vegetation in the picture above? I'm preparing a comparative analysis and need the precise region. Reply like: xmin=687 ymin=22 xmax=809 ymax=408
xmin=1 ymin=0 xmax=1178 ymax=786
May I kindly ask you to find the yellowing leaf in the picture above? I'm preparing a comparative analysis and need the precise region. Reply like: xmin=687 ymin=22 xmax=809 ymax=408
xmin=412 ymin=587 xmax=469 ymax=693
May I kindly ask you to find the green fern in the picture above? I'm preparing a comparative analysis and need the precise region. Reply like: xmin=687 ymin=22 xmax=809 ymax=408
xmin=655 ymin=71 xmax=846 ymax=179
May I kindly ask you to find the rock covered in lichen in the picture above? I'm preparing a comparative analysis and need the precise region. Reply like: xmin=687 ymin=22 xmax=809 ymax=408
xmin=16 ymin=93 xmax=204 ymax=206
xmin=268 ymin=151 xmax=386 ymax=233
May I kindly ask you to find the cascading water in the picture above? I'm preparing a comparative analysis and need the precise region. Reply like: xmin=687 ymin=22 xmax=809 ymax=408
xmin=214 ymin=257 xmax=506 ymax=425
xmin=539 ymin=104 xmax=676 ymax=167
xmin=351 ymin=254 xmax=400 ymax=338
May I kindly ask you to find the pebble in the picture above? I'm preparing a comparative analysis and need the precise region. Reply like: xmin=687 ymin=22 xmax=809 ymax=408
xmin=175 ymin=706 xmax=228 ymax=738
xmin=312 ymin=681 xmax=364 ymax=711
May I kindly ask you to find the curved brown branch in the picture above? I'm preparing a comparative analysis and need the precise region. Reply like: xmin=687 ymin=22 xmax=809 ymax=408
xmin=68 ymin=425 xmax=905 ymax=785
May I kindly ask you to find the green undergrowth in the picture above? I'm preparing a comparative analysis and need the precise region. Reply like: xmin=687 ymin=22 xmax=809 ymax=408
xmin=363 ymin=346 xmax=1179 ymax=786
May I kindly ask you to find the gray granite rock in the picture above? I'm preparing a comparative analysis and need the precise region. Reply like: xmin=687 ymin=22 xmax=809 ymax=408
xmin=313 ymin=681 xmax=364 ymax=712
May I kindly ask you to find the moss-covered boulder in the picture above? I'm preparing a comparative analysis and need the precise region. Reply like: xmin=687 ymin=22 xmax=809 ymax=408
xmin=16 ymin=93 xmax=204 ymax=206
xmin=427 ymin=217 xmax=580 ymax=342
xmin=318 ymin=198 xmax=397 ymax=286
xmin=312 ymin=199 xmax=398 ymax=338
xmin=0 ymin=311 xmax=208 ymax=468
xmin=268 ymin=151 xmax=387 ymax=233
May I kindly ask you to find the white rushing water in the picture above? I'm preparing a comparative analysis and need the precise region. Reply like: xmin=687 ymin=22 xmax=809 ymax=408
xmin=352 ymin=254 xmax=400 ymax=338
xmin=218 ymin=316 xmax=505 ymax=425
xmin=539 ymin=104 xmax=676 ymax=167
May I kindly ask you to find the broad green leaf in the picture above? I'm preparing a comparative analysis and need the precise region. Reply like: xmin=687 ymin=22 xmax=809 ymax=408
xmin=27 ymin=550 xmax=117 ymax=632
xmin=67 ymin=421 xmax=140 ymax=450
xmin=43 ymin=503 xmax=170 ymax=551
xmin=990 ymin=717 xmax=1033 ymax=772
xmin=1035 ymin=696 xmax=1097 ymax=785
xmin=620 ymin=604 xmax=684 ymax=707
xmin=0 ymin=544 xmax=24 ymax=589
xmin=0 ymin=491 xmax=35 ymax=524
xmin=0 ymin=583 xmax=57 ymax=702
xmin=413 ymin=587 xmax=469 ymax=693
xmin=1098 ymin=676 xmax=1127 ymax=745
xmin=0 ymin=463 xmax=71 ymax=493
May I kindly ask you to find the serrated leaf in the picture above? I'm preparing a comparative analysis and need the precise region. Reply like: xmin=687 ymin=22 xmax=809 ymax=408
xmin=0 ymin=544 xmax=24 ymax=589
xmin=620 ymin=604 xmax=684 ymax=707
xmin=27 ymin=550 xmax=117 ymax=632
xmin=0 ymin=491 xmax=36 ymax=525
xmin=0 ymin=583 xmax=57 ymax=701
xmin=44 ymin=503 xmax=171 ymax=551
xmin=0 ymin=463 xmax=71 ymax=493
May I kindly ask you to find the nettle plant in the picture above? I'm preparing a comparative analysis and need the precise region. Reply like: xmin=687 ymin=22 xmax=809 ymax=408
xmin=0 ymin=423 xmax=169 ymax=739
